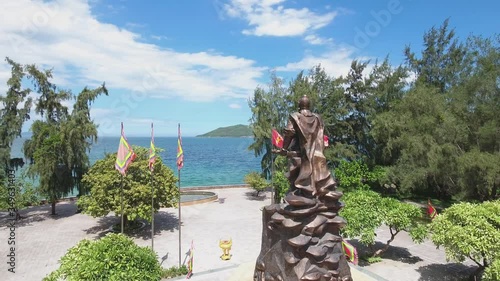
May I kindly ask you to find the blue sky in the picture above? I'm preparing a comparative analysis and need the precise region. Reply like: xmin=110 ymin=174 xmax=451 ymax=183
xmin=0 ymin=0 xmax=498 ymax=137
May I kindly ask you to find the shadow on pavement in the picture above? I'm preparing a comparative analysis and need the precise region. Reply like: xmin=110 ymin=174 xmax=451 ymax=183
xmin=349 ymin=239 xmax=424 ymax=266
xmin=416 ymin=263 xmax=477 ymax=281
xmin=244 ymin=191 xmax=267 ymax=201
xmin=83 ymin=211 xmax=180 ymax=239
xmin=0 ymin=201 xmax=78 ymax=228
xmin=132 ymin=211 xmax=179 ymax=240
xmin=83 ymin=216 xmax=118 ymax=238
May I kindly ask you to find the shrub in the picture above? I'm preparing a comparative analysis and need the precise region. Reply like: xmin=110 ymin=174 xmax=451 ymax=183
xmin=0 ymin=176 xmax=40 ymax=211
xmin=244 ymin=171 xmax=268 ymax=196
xmin=334 ymin=160 xmax=385 ymax=192
xmin=162 ymin=265 xmax=188 ymax=278
xmin=340 ymin=189 xmax=427 ymax=257
xmin=273 ymin=171 xmax=289 ymax=203
xmin=430 ymin=200 xmax=500 ymax=279
xmin=43 ymin=233 xmax=162 ymax=281
xmin=77 ymin=146 xmax=178 ymax=224
xmin=483 ymin=258 xmax=500 ymax=281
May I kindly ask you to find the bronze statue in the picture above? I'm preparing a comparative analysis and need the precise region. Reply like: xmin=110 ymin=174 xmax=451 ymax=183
xmin=254 ymin=95 xmax=352 ymax=281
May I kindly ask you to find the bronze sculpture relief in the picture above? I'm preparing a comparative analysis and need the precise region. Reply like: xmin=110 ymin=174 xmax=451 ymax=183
xmin=254 ymin=95 xmax=352 ymax=281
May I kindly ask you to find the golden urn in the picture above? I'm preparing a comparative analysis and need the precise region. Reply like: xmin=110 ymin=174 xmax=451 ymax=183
xmin=219 ymin=238 xmax=232 ymax=260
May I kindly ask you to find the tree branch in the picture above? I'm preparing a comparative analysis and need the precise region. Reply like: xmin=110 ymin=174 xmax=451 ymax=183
xmin=467 ymin=254 xmax=483 ymax=268
xmin=374 ymin=226 xmax=399 ymax=257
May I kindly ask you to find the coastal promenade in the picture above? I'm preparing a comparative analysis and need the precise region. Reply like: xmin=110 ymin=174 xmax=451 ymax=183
xmin=0 ymin=187 xmax=474 ymax=281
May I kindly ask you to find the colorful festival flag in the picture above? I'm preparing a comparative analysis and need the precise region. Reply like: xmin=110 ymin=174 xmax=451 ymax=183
xmin=342 ymin=240 xmax=358 ymax=265
xmin=272 ymin=129 xmax=284 ymax=148
xmin=148 ymin=123 xmax=156 ymax=172
xmin=115 ymin=123 xmax=136 ymax=175
xmin=427 ymin=199 xmax=437 ymax=219
xmin=177 ymin=124 xmax=184 ymax=170
xmin=186 ymin=240 xmax=194 ymax=279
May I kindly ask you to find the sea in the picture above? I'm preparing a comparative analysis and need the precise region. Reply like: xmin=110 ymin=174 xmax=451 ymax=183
xmin=10 ymin=136 xmax=261 ymax=190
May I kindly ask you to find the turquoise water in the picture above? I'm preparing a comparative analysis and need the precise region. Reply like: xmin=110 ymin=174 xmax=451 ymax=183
xmin=10 ymin=136 xmax=261 ymax=188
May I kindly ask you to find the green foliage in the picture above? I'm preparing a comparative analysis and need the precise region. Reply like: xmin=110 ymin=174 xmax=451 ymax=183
xmin=372 ymin=22 xmax=500 ymax=201
xmin=430 ymin=201 xmax=500 ymax=272
xmin=341 ymin=190 xmax=427 ymax=256
xmin=483 ymin=258 xmax=500 ymax=281
xmin=341 ymin=190 xmax=383 ymax=246
xmin=273 ymin=170 xmax=289 ymax=203
xmin=0 ymin=175 xmax=40 ymax=210
xmin=24 ymin=122 xmax=74 ymax=212
xmin=161 ymin=265 xmax=188 ymax=278
xmin=248 ymin=58 xmax=408 ymax=177
xmin=404 ymin=19 xmax=469 ymax=93
xmin=196 ymin=124 xmax=252 ymax=137
xmin=0 ymin=58 xmax=33 ymax=181
xmin=78 ymin=146 xmax=178 ymax=223
xmin=43 ymin=233 xmax=162 ymax=281
xmin=363 ymin=256 xmax=382 ymax=264
xmin=62 ymin=84 xmax=108 ymax=196
xmin=248 ymin=71 xmax=290 ymax=179
xmin=111 ymin=220 xmax=144 ymax=233
xmin=334 ymin=160 xmax=385 ymax=191
xmin=244 ymin=171 xmax=268 ymax=196
xmin=8 ymin=60 xmax=108 ymax=215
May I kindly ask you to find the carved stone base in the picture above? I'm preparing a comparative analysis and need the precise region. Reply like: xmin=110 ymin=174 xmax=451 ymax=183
xmin=254 ymin=203 xmax=352 ymax=281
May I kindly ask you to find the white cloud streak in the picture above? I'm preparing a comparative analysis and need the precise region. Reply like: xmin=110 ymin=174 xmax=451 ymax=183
xmin=304 ymin=35 xmax=333 ymax=46
xmin=0 ymin=0 xmax=266 ymax=102
xmin=276 ymin=47 xmax=372 ymax=78
xmin=224 ymin=0 xmax=337 ymax=37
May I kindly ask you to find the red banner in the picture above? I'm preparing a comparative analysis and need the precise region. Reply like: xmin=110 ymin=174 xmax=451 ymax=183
xmin=272 ymin=129 xmax=283 ymax=148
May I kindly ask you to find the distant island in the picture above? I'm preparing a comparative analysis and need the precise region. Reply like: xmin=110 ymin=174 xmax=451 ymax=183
xmin=196 ymin=124 xmax=253 ymax=137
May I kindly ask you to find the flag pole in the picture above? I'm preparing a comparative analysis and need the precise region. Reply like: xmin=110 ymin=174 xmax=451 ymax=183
xmin=151 ymin=168 xmax=154 ymax=248
xmin=121 ymin=172 xmax=124 ymax=233
xmin=120 ymin=122 xmax=124 ymax=234
xmin=177 ymin=123 xmax=182 ymax=268
xmin=151 ymin=123 xmax=155 ymax=250
xmin=271 ymin=146 xmax=274 ymax=204
xmin=178 ymin=168 xmax=181 ymax=267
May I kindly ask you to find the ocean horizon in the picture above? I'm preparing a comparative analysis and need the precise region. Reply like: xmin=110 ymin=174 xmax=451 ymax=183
xmin=10 ymin=136 xmax=262 ymax=189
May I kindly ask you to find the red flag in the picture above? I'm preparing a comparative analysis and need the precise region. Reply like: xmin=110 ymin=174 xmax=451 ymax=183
xmin=272 ymin=129 xmax=283 ymax=148
xmin=427 ymin=199 xmax=437 ymax=219
xmin=342 ymin=240 xmax=358 ymax=265
xmin=115 ymin=123 xmax=136 ymax=175
xmin=177 ymin=124 xmax=184 ymax=170
xmin=324 ymin=135 xmax=329 ymax=147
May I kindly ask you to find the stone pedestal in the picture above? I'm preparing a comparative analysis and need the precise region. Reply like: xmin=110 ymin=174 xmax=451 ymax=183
xmin=253 ymin=194 xmax=352 ymax=281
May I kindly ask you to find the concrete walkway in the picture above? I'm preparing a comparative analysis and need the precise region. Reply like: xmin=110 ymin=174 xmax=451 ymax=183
xmin=0 ymin=187 xmax=476 ymax=281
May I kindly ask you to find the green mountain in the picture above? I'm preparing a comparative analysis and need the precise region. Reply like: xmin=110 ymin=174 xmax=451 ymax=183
xmin=196 ymin=124 xmax=252 ymax=137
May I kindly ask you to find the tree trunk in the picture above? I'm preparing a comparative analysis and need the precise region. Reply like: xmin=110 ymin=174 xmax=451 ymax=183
xmin=373 ymin=228 xmax=399 ymax=257
xmin=123 ymin=214 xmax=129 ymax=229
xmin=51 ymin=200 xmax=56 ymax=215
xmin=469 ymin=265 xmax=484 ymax=281
xmin=490 ymin=183 xmax=497 ymax=201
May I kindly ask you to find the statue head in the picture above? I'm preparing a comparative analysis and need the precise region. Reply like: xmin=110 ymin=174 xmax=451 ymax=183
xmin=298 ymin=95 xmax=310 ymax=110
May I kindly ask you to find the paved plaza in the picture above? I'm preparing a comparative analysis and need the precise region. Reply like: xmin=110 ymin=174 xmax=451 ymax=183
xmin=0 ymin=187 xmax=476 ymax=281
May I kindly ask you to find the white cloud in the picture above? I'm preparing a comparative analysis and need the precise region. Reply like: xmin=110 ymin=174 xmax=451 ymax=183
xmin=229 ymin=103 xmax=241 ymax=109
xmin=276 ymin=47 xmax=372 ymax=78
xmin=0 ymin=0 xmax=266 ymax=103
xmin=150 ymin=35 xmax=168 ymax=41
xmin=90 ymin=107 xmax=176 ymax=136
xmin=304 ymin=34 xmax=333 ymax=46
xmin=224 ymin=0 xmax=337 ymax=37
